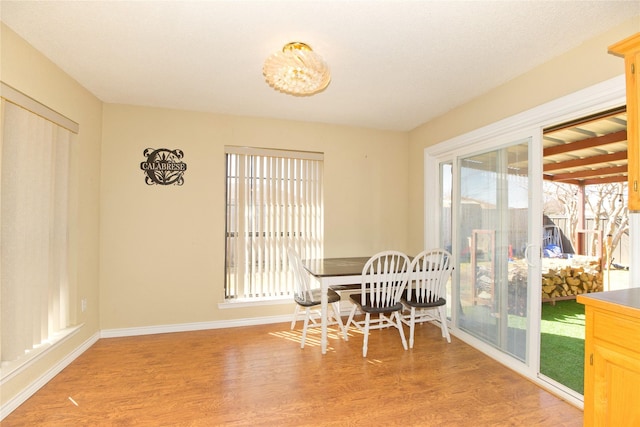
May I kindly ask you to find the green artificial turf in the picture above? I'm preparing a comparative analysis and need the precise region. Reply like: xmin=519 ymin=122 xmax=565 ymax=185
xmin=540 ymin=300 xmax=585 ymax=394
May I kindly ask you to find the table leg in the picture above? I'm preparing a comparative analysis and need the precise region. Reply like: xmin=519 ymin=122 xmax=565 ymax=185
xmin=321 ymin=279 xmax=328 ymax=354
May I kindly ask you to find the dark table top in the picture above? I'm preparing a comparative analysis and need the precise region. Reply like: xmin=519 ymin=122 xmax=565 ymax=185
xmin=303 ymin=257 xmax=370 ymax=277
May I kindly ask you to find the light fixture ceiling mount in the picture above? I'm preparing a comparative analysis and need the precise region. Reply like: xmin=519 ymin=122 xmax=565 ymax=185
xmin=263 ymin=42 xmax=331 ymax=96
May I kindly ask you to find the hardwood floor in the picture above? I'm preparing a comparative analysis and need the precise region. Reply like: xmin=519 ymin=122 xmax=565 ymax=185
xmin=4 ymin=321 xmax=582 ymax=426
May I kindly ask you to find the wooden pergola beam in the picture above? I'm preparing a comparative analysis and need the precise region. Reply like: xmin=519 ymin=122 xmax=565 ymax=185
xmin=543 ymin=151 xmax=627 ymax=172
xmin=582 ymin=175 xmax=629 ymax=185
xmin=543 ymin=174 xmax=627 ymax=185
xmin=549 ymin=165 xmax=627 ymax=182
xmin=543 ymin=130 xmax=627 ymax=157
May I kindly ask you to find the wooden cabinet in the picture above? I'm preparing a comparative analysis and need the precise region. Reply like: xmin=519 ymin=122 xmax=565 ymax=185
xmin=609 ymin=33 xmax=640 ymax=212
xmin=578 ymin=289 xmax=640 ymax=426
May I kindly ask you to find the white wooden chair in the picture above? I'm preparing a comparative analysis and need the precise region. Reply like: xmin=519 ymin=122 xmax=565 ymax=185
xmin=345 ymin=250 xmax=410 ymax=357
xmin=288 ymin=247 xmax=347 ymax=348
xmin=401 ymin=249 xmax=453 ymax=348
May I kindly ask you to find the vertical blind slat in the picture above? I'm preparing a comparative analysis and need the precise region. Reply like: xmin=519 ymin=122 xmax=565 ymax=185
xmin=266 ymin=156 xmax=273 ymax=296
xmin=224 ymin=150 xmax=323 ymax=300
xmin=1 ymin=100 xmax=73 ymax=365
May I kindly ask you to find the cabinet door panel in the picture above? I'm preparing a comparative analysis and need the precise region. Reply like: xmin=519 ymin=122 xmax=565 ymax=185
xmin=593 ymin=344 xmax=640 ymax=426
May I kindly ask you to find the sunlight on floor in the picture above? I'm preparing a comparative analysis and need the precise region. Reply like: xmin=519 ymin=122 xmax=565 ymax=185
xmin=268 ymin=326 xmax=354 ymax=348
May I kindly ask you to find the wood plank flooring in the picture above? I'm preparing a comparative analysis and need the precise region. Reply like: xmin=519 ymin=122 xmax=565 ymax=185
xmin=3 ymin=321 xmax=582 ymax=426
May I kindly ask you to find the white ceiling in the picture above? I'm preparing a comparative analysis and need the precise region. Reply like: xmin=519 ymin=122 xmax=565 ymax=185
xmin=1 ymin=1 xmax=638 ymax=131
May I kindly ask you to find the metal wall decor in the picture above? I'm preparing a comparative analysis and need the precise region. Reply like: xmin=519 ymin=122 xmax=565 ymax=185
xmin=140 ymin=148 xmax=187 ymax=186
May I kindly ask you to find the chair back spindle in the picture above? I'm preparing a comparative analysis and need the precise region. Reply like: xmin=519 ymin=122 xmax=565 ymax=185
xmin=408 ymin=250 xmax=451 ymax=304
xmin=362 ymin=251 xmax=410 ymax=308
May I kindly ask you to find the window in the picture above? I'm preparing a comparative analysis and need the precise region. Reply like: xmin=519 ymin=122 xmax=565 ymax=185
xmin=1 ymin=84 xmax=78 ymax=376
xmin=224 ymin=146 xmax=323 ymax=301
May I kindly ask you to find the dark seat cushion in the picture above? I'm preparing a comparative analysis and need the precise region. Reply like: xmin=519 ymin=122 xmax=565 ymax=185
xmin=329 ymin=283 xmax=361 ymax=291
xmin=349 ymin=293 xmax=403 ymax=314
xmin=295 ymin=288 xmax=341 ymax=307
xmin=401 ymin=289 xmax=446 ymax=308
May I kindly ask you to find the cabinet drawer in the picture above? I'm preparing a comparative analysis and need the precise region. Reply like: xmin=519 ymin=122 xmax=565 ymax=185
xmin=592 ymin=309 xmax=640 ymax=353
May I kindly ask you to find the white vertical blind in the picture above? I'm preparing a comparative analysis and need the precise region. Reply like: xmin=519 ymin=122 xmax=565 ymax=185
xmin=1 ymin=99 xmax=73 ymax=365
xmin=225 ymin=147 xmax=323 ymax=300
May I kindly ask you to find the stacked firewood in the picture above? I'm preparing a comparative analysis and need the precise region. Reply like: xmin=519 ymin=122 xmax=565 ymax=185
xmin=541 ymin=259 xmax=603 ymax=301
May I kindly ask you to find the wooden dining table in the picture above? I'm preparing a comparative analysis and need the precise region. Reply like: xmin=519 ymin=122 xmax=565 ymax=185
xmin=303 ymin=257 xmax=369 ymax=354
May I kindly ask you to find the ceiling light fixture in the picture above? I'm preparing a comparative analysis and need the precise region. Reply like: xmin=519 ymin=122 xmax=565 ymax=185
xmin=263 ymin=42 xmax=331 ymax=96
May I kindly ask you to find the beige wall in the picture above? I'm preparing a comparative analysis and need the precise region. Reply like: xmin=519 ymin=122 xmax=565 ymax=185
xmin=1 ymin=24 xmax=103 ymax=406
xmin=407 ymin=17 xmax=640 ymax=254
xmin=99 ymin=105 xmax=409 ymax=329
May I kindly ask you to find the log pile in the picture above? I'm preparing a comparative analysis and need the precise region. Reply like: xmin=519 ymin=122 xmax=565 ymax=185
xmin=541 ymin=257 xmax=603 ymax=302
xmin=476 ymin=255 xmax=603 ymax=313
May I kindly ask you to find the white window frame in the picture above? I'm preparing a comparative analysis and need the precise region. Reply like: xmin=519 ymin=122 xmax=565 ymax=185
xmin=223 ymin=146 xmax=324 ymax=305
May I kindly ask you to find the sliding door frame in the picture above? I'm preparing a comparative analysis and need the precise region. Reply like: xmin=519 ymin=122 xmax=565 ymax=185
xmin=423 ymin=75 xmax=626 ymax=408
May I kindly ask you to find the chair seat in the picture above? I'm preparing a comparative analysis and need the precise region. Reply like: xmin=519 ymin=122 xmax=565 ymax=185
xmin=349 ymin=293 xmax=403 ymax=314
xmin=329 ymin=283 xmax=361 ymax=291
xmin=295 ymin=288 xmax=341 ymax=307
xmin=401 ymin=290 xmax=446 ymax=308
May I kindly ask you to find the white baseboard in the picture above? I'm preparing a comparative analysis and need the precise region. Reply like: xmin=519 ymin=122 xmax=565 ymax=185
xmin=0 ymin=332 xmax=100 ymax=421
xmin=100 ymin=314 xmax=292 ymax=338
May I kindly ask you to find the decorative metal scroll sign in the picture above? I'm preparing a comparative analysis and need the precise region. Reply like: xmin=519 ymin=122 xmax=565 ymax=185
xmin=140 ymin=148 xmax=187 ymax=186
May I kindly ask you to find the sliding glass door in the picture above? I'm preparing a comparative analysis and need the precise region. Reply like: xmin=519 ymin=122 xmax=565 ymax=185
xmin=455 ymin=140 xmax=531 ymax=361
xmin=425 ymin=77 xmax=624 ymax=407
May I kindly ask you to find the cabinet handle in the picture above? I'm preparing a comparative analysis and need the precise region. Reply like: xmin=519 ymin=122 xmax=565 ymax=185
xmin=590 ymin=353 xmax=593 ymax=365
